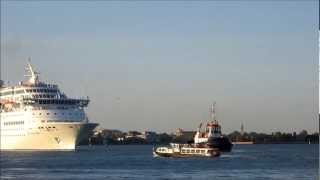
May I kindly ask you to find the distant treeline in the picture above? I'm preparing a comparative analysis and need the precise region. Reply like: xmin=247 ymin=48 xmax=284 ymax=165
xmin=228 ymin=130 xmax=319 ymax=144
xmin=79 ymin=129 xmax=319 ymax=145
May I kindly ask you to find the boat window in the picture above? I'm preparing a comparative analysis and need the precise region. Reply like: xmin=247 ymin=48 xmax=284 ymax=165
xmin=14 ymin=89 xmax=25 ymax=94
xmin=0 ymin=91 xmax=13 ymax=96
xmin=196 ymin=150 xmax=200 ymax=153
xmin=186 ymin=150 xmax=190 ymax=153
xmin=191 ymin=150 xmax=195 ymax=153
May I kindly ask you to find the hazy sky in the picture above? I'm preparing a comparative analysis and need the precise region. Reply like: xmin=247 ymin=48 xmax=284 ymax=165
xmin=1 ymin=1 xmax=318 ymax=134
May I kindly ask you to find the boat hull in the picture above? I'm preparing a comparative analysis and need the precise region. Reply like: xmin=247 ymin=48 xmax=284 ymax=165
xmin=207 ymin=136 xmax=233 ymax=152
xmin=153 ymin=151 xmax=220 ymax=158
xmin=0 ymin=122 xmax=98 ymax=150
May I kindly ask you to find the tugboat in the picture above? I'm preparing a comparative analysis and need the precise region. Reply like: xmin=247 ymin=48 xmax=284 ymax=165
xmin=194 ymin=102 xmax=233 ymax=152
xmin=153 ymin=102 xmax=232 ymax=157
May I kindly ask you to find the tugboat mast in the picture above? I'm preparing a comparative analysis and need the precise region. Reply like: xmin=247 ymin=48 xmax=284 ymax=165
xmin=210 ymin=102 xmax=216 ymax=121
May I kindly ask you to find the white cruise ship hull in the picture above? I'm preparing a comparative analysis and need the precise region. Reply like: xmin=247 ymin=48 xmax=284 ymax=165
xmin=1 ymin=122 xmax=98 ymax=150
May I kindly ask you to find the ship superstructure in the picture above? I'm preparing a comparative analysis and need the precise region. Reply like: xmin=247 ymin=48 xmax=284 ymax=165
xmin=0 ymin=61 xmax=98 ymax=150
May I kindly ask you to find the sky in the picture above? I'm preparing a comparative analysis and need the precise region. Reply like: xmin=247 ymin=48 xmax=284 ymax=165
xmin=0 ymin=1 xmax=318 ymax=134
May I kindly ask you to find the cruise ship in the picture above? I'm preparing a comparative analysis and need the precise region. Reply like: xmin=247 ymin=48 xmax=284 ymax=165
xmin=0 ymin=61 xmax=98 ymax=150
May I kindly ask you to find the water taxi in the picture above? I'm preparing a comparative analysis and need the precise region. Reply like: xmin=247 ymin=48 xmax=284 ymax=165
xmin=153 ymin=143 xmax=220 ymax=158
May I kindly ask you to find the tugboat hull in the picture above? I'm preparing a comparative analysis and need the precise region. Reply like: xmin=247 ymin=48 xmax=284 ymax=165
xmin=208 ymin=136 xmax=233 ymax=152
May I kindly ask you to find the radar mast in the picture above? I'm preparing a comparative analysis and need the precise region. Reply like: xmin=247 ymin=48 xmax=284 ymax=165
xmin=25 ymin=57 xmax=40 ymax=84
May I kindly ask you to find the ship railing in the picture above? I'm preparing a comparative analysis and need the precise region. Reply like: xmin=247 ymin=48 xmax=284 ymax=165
xmin=22 ymin=97 xmax=89 ymax=107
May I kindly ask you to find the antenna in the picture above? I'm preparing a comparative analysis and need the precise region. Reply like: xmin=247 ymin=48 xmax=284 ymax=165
xmin=210 ymin=101 xmax=216 ymax=121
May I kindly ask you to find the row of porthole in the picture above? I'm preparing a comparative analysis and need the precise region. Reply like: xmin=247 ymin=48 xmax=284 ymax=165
xmin=33 ymin=112 xmax=82 ymax=116
xmin=2 ymin=134 xmax=25 ymax=136
xmin=1 ymin=128 xmax=24 ymax=131
xmin=4 ymin=121 xmax=24 ymax=126
xmin=38 ymin=126 xmax=56 ymax=129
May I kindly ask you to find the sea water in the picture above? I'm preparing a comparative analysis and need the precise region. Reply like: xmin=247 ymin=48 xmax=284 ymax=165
xmin=0 ymin=144 xmax=318 ymax=180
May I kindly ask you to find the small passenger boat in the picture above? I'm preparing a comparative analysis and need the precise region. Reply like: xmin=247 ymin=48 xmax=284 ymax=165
xmin=153 ymin=143 xmax=220 ymax=158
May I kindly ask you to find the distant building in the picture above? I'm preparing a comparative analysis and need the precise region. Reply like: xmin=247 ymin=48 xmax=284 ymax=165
xmin=125 ymin=131 xmax=157 ymax=143
xmin=174 ymin=128 xmax=196 ymax=143
xmin=126 ymin=131 xmax=141 ymax=138
xmin=137 ymin=131 xmax=157 ymax=143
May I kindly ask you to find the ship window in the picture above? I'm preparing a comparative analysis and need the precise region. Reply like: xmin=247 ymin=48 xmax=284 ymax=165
xmin=53 ymin=126 xmax=55 ymax=128
xmin=39 ymin=113 xmax=42 ymax=115
xmin=47 ymin=113 xmax=50 ymax=115
xmin=54 ymin=113 xmax=57 ymax=115
xmin=186 ymin=150 xmax=190 ymax=153
xmin=196 ymin=150 xmax=200 ymax=153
